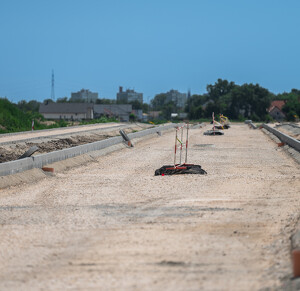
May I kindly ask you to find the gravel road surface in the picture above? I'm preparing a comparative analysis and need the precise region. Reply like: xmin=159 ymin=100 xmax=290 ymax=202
xmin=0 ymin=123 xmax=125 ymax=144
xmin=0 ymin=124 xmax=299 ymax=290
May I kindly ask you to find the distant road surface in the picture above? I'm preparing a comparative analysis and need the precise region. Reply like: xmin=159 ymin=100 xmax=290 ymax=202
xmin=0 ymin=123 xmax=126 ymax=144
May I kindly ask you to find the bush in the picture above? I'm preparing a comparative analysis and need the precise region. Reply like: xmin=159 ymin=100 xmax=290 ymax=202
xmin=264 ymin=114 xmax=274 ymax=123
xmin=129 ymin=113 xmax=136 ymax=122
xmin=250 ymin=113 xmax=260 ymax=122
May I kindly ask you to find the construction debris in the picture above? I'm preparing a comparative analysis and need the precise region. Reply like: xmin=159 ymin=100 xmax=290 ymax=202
xmin=204 ymin=113 xmax=225 ymax=136
xmin=119 ymin=130 xmax=134 ymax=147
xmin=155 ymin=164 xmax=207 ymax=175
xmin=248 ymin=123 xmax=258 ymax=129
xmin=215 ymin=124 xmax=230 ymax=130
xmin=219 ymin=114 xmax=231 ymax=129
xmin=17 ymin=146 xmax=39 ymax=159
xmin=42 ymin=167 xmax=54 ymax=173
xmin=155 ymin=123 xmax=207 ymax=175
xmin=204 ymin=130 xmax=224 ymax=136
xmin=213 ymin=114 xmax=231 ymax=130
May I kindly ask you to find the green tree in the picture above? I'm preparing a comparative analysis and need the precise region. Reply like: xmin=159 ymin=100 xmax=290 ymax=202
xmin=204 ymin=102 xmax=221 ymax=118
xmin=282 ymin=95 xmax=300 ymax=121
xmin=56 ymin=97 xmax=69 ymax=103
xmin=43 ymin=99 xmax=54 ymax=105
xmin=224 ymin=83 xmax=271 ymax=120
xmin=17 ymin=100 xmax=41 ymax=113
xmin=129 ymin=100 xmax=143 ymax=110
xmin=161 ymin=102 xmax=176 ymax=119
xmin=142 ymin=103 xmax=149 ymax=113
xmin=129 ymin=113 xmax=136 ymax=122
xmin=151 ymin=94 xmax=167 ymax=110
xmin=189 ymin=105 xmax=204 ymax=119
xmin=206 ymin=79 xmax=236 ymax=101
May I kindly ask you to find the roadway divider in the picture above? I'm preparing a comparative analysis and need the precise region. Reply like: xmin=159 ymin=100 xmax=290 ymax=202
xmin=0 ymin=123 xmax=176 ymax=177
xmin=262 ymin=124 xmax=300 ymax=152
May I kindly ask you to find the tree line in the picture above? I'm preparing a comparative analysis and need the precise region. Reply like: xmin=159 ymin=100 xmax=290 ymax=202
xmin=151 ymin=79 xmax=300 ymax=121
xmin=3 ymin=78 xmax=300 ymax=126
xmin=187 ymin=79 xmax=272 ymax=121
xmin=0 ymin=98 xmax=67 ymax=133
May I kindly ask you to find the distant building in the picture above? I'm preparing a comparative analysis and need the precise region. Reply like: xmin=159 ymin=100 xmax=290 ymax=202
xmin=94 ymin=104 xmax=132 ymax=122
xmin=148 ymin=111 xmax=161 ymax=119
xmin=178 ymin=112 xmax=188 ymax=119
xmin=39 ymin=103 xmax=94 ymax=120
xmin=116 ymin=86 xmax=143 ymax=103
xmin=39 ymin=102 xmax=135 ymax=122
xmin=268 ymin=100 xmax=286 ymax=121
xmin=70 ymin=89 xmax=98 ymax=103
xmin=165 ymin=89 xmax=187 ymax=109
xmin=132 ymin=109 xmax=143 ymax=121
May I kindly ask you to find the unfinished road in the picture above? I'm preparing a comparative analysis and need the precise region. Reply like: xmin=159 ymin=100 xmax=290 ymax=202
xmin=0 ymin=122 xmax=126 ymax=144
xmin=0 ymin=122 xmax=151 ymax=163
xmin=0 ymin=124 xmax=299 ymax=290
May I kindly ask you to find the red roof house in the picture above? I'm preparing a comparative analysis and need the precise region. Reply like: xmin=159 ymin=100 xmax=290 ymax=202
xmin=268 ymin=100 xmax=286 ymax=121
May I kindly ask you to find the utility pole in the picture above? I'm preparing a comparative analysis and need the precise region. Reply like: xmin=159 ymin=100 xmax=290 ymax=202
xmin=51 ymin=69 xmax=55 ymax=101
xmin=187 ymin=89 xmax=191 ymax=116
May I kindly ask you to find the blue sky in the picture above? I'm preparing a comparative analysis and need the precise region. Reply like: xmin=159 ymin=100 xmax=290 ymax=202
xmin=0 ymin=0 xmax=299 ymax=103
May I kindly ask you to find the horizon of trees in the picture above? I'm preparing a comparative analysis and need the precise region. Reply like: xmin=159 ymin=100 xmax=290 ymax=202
xmin=3 ymin=78 xmax=300 ymax=122
xmin=185 ymin=79 xmax=273 ymax=121
xmin=151 ymin=79 xmax=300 ymax=121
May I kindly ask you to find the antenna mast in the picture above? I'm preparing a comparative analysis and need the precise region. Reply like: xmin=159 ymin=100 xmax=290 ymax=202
xmin=51 ymin=69 xmax=55 ymax=101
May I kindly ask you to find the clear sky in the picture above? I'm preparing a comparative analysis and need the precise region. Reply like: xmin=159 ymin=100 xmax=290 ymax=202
xmin=0 ymin=0 xmax=300 ymax=103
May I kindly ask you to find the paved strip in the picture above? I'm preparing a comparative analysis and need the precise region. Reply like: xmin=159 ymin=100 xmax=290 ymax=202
xmin=0 ymin=123 xmax=125 ymax=144
xmin=0 ymin=124 xmax=299 ymax=290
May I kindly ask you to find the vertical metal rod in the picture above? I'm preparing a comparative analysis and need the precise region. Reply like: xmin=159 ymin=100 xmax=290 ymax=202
xmin=179 ymin=126 xmax=183 ymax=164
xmin=174 ymin=127 xmax=178 ymax=167
xmin=213 ymin=112 xmax=215 ymax=136
xmin=185 ymin=123 xmax=189 ymax=164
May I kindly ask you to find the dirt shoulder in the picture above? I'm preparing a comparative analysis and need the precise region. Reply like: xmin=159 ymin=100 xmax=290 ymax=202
xmin=0 ymin=124 xmax=299 ymax=290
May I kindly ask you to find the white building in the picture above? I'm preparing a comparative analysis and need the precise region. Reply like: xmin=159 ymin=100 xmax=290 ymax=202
xmin=70 ymin=89 xmax=98 ymax=103
xmin=116 ymin=86 xmax=143 ymax=103
xmin=165 ymin=89 xmax=187 ymax=109
xmin=39 ymin=103 xmax=94 ymax=120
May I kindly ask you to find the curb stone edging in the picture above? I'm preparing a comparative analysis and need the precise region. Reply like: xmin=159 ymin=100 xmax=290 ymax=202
xmin=262 ymin=124 xmax=300 ymax=152
xmin=0 ymin=124 xmax=177 ymax=177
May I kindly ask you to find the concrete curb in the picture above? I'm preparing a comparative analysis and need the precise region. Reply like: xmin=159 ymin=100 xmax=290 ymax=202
xmin=262 ymin=124 xmax=300 ymax=152
xmin=262 ymin=128 xmax=300 ymax=164
xmin=291 ymin=231 xmax=300 ymax=251
xmin=191 ymin=123 xmax=205 ymax=129
xmin=249 ymin=123 xmax=257 ymax=129
xmin=0 ymin=123 xmax=176 ymax=176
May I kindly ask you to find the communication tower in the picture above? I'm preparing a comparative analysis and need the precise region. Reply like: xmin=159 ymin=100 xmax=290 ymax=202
xmin=51 ymin=69 xmax=55 ymax=100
